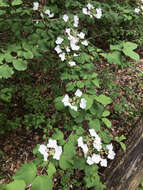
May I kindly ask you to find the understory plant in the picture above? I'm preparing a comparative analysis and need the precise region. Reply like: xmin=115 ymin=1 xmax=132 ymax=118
xmin=0 ymin=0 xmax=142 ymax=189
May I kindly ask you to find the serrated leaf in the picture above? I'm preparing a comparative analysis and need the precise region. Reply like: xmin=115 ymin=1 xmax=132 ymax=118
xmin=102 ymin=110 xmax=110 ymax=117
xmin=13 ymin=163 xmax=37 ymax=185
xmin=12 ymin=0 xmax=23 ymax=6
xmin=47 ymin=162 xmax=56 ymax=178
xmin=6 ymin=180 xmax=26 ymax=190
xmin=95 ymin=95 xmax=112 ymax=105
xmin=102 ymin=118 xmax=112 ymax=128
xmin=0 ymin=65 xmax=14 ymax=79
xmin=32 ymin=175 xmax=52 ymax=190
xmin=13 ymin=59 xmax=27 ymax=71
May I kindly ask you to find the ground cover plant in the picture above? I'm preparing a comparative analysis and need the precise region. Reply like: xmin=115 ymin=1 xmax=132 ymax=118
xmin=0 ymin=0 xmax=143 ymax=189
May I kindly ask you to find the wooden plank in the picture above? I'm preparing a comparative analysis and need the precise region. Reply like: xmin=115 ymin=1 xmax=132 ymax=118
xmin=102 ymin=116 xmax=143 ymax=190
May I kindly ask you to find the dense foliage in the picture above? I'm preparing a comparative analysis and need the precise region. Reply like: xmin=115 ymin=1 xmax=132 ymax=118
xmin=0 ymin=0 xmax=143 ymax=189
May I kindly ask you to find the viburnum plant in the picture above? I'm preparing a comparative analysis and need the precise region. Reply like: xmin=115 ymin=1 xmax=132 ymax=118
xmin=0 ymin=0 xmax=141 ymax=190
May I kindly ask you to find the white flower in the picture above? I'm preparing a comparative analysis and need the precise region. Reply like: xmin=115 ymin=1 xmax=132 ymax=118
xmin=56 ymin=37 xmax=64 ymax=45
xmin=77 ymin=137 xmax=84 ymax=147
xmin=87 ymin=3 xmax=94 ymax=10
xmin=69 ymin=104 xmax=78 ymax=111
xmin=75 ymin=89 xmax=82 ymax=97
xmin=92 ymin=154 xmax=101 ymax=164
xmin=38 ymin=144 xmax=48 ymax=161
xmin=47 ymin=139 xmax=57 ymax=149
xmin=100 ymin=158 xmax=107 ymax=167
xmin=73 ymin=53 xmax=78 ymax=57
xmin=141 ymin=6 xmax=143 ymax=10
xmin=87 ymin=156 xmax=94 ymax=165
xmin=82 ymin=144 xmax=88 ymax=156
xmin=70 ymin=42 xmax=80 ymax=51
xmin=77 ymin=137 xmax=88 ymax=157
xmin=59 ymin=52 xmax=66 ymax=61
xmin=94 ymin=8 xmax=102 ymax=19
xmin=82 ymin=8 xmax=88 ymax=15
xmin=69 ymin=61 xmax=76 ymax=67
xmin=45 ymin=9 xmax=54 ymax=18
xmin=66 ymin=46 xmax=70 ymax=52
xmin=108 ymin=150 xmax=116 ymax=160
xmin=73 ymin=15 xmax=79 ymax=27
xmin=53 ymin=145 xmax=62 ymax=160
xmin=54 ymin=45 xmax=62 ymax=54
xmin=62 ymin=94 xmax=70 ymax=107
xmin=93 ymin=137 xmax=102 ymax=151
xmin=81 ymin=40 xmax=88 ymax=46
xmin=78 ymin=32 xmax=85 ymax=39
xmin=89 ymin=129 xmax=98 ymax=137
xmin=65 ymin=28 xmax=71 ymax=36
xmin=63 ymin=14 xmax=69 ymax=22
xmin=80 ymin=98 xmax=86 ymax=109
xmin=106 ymin=144 xmax=113 ymax=151
xmin=134 ymin=8 xmax=140 ymax=13
xmin=40 ymin=12 xmax=44 ymax=18
xmin=33 ymin=2 xmax=39 ymax=11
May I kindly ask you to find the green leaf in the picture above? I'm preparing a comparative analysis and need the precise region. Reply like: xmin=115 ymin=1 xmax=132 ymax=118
xmin=69 ymin=108 xmax=79 ymax=118
xmin=123 ymin=42 xmax=138 ymax=50
xmin=0 ymin=0 xmax=9 ymax=7
xmin=32 ymin=175 xmax=52 ymax=190
xmin=110 ymin=44 xmax=122 ymax=51
xmin=13 ymin=59 xmax=27 ymax=71
xmin=89 ymin=119 xmax=100 ymax=132
xmin=47 ymin=162 xmax=56 ymax=178
xmin=102 ymin=110 xmax=110 ymax=117
xmin=23 ymin=51 xmax=33 ymax=59
xmin=95 ymin=95 xmax=112 ymax=105
xmin=102 ymin=118 xmax=112 ymax=128
xmin=100 ymin=51 xmax=122 ymax=65
xmin=6 ymin=180 xmax=26 ymax=190
xmin=99 ymin=130 xmax=113 ymax=144
xmin=54 ymin=96 xmax=65 ymax=111
xmin=122 ymin=49 xmax=140 ymax=61
xmin=73 ymin=157 xmax=86 ymax=170
xmin=12 ymin=0 xmax=23 ymax=6
xmin=0 ymin=65 xmax=14 ymax=79
xmin=59 ymin=134 xmax=77 ymax=170
xmin=92 ymin=79 xmax=100 ymax=87
xmin=120 ymin=142 xmax=126 ymax=152
xmin=13 ymin=163 xmax=37 ymax=185
xmin=52 ymin=128 xmax=65 ymax=145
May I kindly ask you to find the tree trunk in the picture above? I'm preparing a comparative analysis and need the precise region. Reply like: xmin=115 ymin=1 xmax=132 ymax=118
xmin=103 ymin=116 xmax=143 ymax=190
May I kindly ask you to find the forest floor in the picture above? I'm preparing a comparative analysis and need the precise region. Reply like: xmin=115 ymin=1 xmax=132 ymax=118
xmin=0 ymin=58 xmax=143 ymax=186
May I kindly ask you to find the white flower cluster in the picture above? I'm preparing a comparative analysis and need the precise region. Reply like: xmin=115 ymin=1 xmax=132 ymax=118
xmin=134 ymin=0 xmax=143 ymax=14
xmin=82 ymin=3 xmax=102 ymax=19
xmin=62 ymin=89 xmax=87 ymax=111
xmin=33 ymin=2 xmax=54 ymax=18
xmin=54 ymin=15 xmax=89 ymax=65
xmin=77 ymin=129 xmax=116 ymax=167
xmin=38 ymin=139 xmax=62 ymax=161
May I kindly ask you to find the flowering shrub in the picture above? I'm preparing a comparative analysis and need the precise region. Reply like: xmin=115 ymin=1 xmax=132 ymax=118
xmin=0 ymin=0 xmax=141 ymax=189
